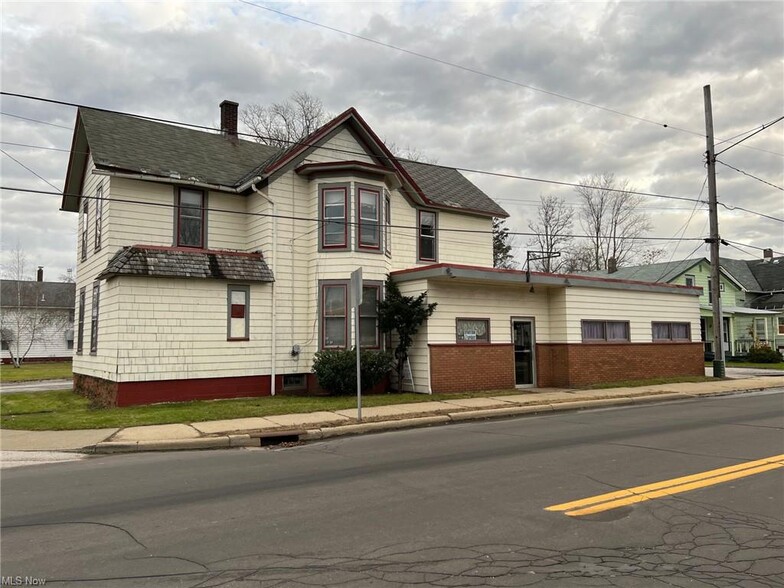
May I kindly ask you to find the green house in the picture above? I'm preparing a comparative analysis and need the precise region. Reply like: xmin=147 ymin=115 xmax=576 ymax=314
xmin=586 ymin=255 xmax=784 ymax=358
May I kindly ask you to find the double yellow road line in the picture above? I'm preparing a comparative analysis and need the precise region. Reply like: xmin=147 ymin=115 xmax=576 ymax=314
xmin=546 ymin=453 xmax=784 ymax=517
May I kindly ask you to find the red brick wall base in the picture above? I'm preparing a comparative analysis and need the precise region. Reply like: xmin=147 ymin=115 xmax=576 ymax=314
xmin=536 ymin=342 xmax=705 ymax=388
xmin=75 ymin=373 xmax=272 ymax=407
xmin=429 ymin=344 xmax=515 ymax=393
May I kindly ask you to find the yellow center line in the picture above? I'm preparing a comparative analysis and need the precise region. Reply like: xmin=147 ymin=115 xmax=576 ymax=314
xmin=546 ymin=453 xmax=784 ymax=517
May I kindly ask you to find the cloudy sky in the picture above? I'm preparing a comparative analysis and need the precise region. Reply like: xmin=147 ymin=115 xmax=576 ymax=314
xmin=1 ymin=0 xmax=782 ymax=280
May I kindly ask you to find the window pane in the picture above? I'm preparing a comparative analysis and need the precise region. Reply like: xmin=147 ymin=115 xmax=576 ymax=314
xmin=360 ymin=317 xmax=377 ymax=346
xmin=360 ymin=287 xmax=378 ymax=316
xmin=671 ymin=323 xmax=690 ymax=340
xmin=360 ymin=223 xmax=379 ymax=246
xmin=324 ymin=286 xmax=345 ymax=316
xmin=420 ymin=236 xmax=435 ymax=260
xmin=384 ymin=197 xmax=391 ymax=254
xmin=360 ymin=192 xmax=378 ymax=220
xmin=457 ymin=319 xmax=489 ymax=342
xmin=582 ymin=321 xmax=605 ymax=340
xmin=179 ymin=217 xmax=202 ymax=247
xmin=420 ymin=211 xmax=435 ymax=234
xmin=228 ymin=288 xmax=248 ymax=339
xmin=180 ymin=190 xmax=202 ymax=207
xmin=607 ymin=322 xmax=628 ymax=341
xmin=419 ymin=211 xmax=436 ymax=260
xmin=324 ymin=317 xmax=346 ymax=347
xmin=324 ymin=221 xmax=345 ymax=245
xmin=653 ymin=322 xmax=670 ymax=340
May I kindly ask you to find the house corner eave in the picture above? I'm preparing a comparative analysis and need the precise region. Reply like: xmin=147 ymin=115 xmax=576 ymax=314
xmin=61 ymin=111 xmax=88 ymax=212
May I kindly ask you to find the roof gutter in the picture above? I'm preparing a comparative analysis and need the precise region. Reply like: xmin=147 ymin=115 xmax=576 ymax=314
xmin=91 ymin=169 xmax=263 ymax=194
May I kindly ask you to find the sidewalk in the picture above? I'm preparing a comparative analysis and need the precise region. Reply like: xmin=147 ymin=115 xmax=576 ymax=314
xmin=1 ymin=376 xmax=782 ymax=455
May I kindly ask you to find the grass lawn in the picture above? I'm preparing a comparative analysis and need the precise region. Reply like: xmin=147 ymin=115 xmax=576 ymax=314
xmin=0 ymin=361 xmax=72 ymax=383
xmin=581 ymin=376 xmax=717 ymax=389
xmin=1 ymin=375 xmax=719 ymax=431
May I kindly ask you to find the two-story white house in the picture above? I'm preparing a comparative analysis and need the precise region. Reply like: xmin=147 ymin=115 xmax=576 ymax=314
xmin=63 ymin=102 xmax=704 ymax=406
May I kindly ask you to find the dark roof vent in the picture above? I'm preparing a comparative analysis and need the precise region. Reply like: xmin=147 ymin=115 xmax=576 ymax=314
xmin=220 ymin=100 xmax=239 ymax=139
xmin=37 ymin=266 xmax=43 ymax=282
xmin=763 ymin=248 xmax=773 ymax=260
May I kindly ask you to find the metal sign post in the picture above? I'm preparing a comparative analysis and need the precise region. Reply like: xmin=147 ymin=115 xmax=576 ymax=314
xmin=350 ymin=268 xmax=363 ymax=421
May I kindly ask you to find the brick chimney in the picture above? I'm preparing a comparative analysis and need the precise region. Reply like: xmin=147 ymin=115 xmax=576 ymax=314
xmin=220 ymin=100 xmax=239 ymax=139
xmin=37 ymin=266 xmax=43 ymax=282
xmin=763 ymin=248 xmax=773 ymax=260
xmin=607 ymin=257 xmax=618 ymax=274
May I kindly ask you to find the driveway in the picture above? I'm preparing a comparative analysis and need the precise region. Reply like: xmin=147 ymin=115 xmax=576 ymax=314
xmin=0 ymin=379 xmax=72 ymax=393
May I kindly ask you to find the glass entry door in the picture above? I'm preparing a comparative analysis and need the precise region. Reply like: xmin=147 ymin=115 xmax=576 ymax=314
xmin=512 ymin=319 xmax=535 ymax=387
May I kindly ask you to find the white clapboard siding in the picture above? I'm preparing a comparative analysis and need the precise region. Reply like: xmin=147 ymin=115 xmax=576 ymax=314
xmin=1 ymin=309 xmax=73 ymax=361
xmin=396 ymin=278 xmax=432 ymax=393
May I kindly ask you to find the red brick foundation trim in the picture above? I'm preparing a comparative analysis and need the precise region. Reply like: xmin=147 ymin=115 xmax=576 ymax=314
xmin=74 ymin=373 xmax=272 ymax=407
xmin=429 ymin=343 xmax=515 ymax=393
xmin=536 ymin=342 xmax=704 ymax=388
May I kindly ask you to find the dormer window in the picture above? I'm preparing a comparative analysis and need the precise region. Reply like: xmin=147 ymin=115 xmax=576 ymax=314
xmin=177 ymin=188 xmax=205 ymax=248
xmin=357 ymin=186 xmax=380 ymax=250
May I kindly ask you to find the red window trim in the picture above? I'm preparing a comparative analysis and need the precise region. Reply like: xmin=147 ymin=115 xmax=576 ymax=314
xmin=321 ymin=186 xmax=348 ymax=249
xmin=418 ymin=209 xmax=437 ymax=262
xmin=357 ymin=187 xmax=381 ymax=251
xmin=322 ymin=283 xmax=348 ymax=349
xmin=177 ymin=187 xmax=205 ymax=248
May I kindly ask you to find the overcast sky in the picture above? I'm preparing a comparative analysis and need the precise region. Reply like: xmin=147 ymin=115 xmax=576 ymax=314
xmin=1 ymin=0 xmax=782 ymax=280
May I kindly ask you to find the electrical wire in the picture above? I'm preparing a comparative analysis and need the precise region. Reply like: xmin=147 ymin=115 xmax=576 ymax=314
xmin=714 ymin=115 xmax=784 ymax=147
xmin=714 ymin=115 xmax=784 ymax=156
xmin=0 ymin=184 xmax=712 ymax=244
xmin=0 ymin=111 xmax=71 ymax=129
xmin=715 ymin=159 xmax=784 ymax=192
xmin=0 ymin=149 xmax=62 ymax=192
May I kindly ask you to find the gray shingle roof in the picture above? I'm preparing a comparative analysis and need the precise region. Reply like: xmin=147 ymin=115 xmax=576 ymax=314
xmin=75 ymin=107 xmax=507 ymax=217
xmin=398 ymin=159 xmax=508 ymax=217
xmin=719 ymin=257 xmax=761 ymax=290
xmin=80 ymin=109 xmax=280 ymax=187
xmin=98 ymin=247 xmax=274 ymax=282
xmin=747 ymin=257 xmax=784 ymax=291
xmin=581 ymin=258 xmax=705 ymax=283
xmin=1 ymin=280 xmax=75 ymax=309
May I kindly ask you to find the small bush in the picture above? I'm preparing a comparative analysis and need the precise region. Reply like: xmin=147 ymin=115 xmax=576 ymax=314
xmin=312 ymin=349 xmax=394 ymax=395
xmin=746 ymin=342 xmax=783 ymax=364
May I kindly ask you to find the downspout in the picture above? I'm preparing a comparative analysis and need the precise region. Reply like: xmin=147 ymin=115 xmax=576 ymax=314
xmin=252 ymin=183 xmax=277 ymax=396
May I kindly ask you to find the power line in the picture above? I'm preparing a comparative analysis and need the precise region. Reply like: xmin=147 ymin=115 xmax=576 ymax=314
xmin=3 ymin=93 xmax=782 ymax=223
xmin=714 ymin=115 xmax=784 ymax=147
xmin=0 ymin=149 xmax=62 ymax=192
xmin=0 ymin=111 xmax=71 ymax=130
xmin=236 ymin=0 xmax=784 ymax=158
xmin=714 ymin=115 xmax=784 ymax=156
xmin=0 ymin=184 xmax=712 ymax=244
xmin=0 ymin=93 xmax=709 ymax=205
xmin=715 ymin=159 xmax=784 ymax=192
xmin=723 ymin=239 xmax=784 ymax=256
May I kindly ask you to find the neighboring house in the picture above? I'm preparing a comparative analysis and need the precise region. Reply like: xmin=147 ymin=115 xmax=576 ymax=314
xmin=1 ymin=272 xmax=75 ymax=364
xmin=62 ymin=102 xmax=704 ymax=406
xmin=584 ymin=255 xmax=784 ymax=357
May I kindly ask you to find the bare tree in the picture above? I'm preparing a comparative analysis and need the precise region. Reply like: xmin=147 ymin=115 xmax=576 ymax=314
xmin=526 ymin=194 xmax=574 ymax=272
xmin=1 ymin=245 xmax=71 ymax=367
xmin=639 ymin=247 xmax=666 ymax=265
xmin=574 ymin=173 xmax=653 ymax=270
xmin=384 ymin=140 xmax=438 ymax=164
xmin=493 ymin=218 xmax=519 ymax=269
xmin=241 ymin=91 xmax=330 ymax=149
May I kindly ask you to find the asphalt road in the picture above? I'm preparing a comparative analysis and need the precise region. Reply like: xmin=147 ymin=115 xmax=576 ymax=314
xmin=2 ymin=391 xmax=782 ymax=587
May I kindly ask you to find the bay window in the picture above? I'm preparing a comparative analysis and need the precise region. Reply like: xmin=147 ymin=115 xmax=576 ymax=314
xmin=360 ymin=285 xmax=380 ymax=348
xmin=357 ymin=187 xmax=380 ymax=250
xmin=322 ymin=283 xmax=347 ymax=348
xmin=321 ymin=186 xmax=348 ymax=249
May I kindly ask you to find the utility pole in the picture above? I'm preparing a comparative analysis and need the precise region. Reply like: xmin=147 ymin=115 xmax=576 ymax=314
xmin=704 ymin=85 xmax=725 ymax=378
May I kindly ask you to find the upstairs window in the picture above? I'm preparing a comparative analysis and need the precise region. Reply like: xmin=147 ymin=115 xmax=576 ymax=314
xmin=684 ymin=274 xmax=695 ymax=287
xmin=357 ymin=187 xmax=380 ymax=250
xmin=81 ymin=199 xmax=89 ymax=261
xmin=95 ymin=183 xmax=104 ymax=251
xmin=321 ymin=186 xmax=348 ymax=249
xmin=418 ymin=210 xmax=437 ymax=262
xmin=582 ymin=320 xmax=630 ymax=342
xmin=652 ymin=322 xmax=691 ymax=342
xmin=177 ymin=188 xmax=205 ymax=248
xmin=384 ymin=194 xmax=392 ymax=255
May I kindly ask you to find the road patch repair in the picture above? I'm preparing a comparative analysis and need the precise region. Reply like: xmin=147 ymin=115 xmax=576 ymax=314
xmin=546 ymin=453 xmax=784 ymax=517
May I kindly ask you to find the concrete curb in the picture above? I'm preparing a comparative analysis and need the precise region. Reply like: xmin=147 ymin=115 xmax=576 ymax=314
xmin=83 ymin=384 xmax=778 ymax=454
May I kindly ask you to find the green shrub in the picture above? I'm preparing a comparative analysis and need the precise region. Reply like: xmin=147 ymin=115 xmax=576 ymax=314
xmin=746 ymin=342 xmax=783 ymax=363
xmin=312 ymin=349 xmax=394 ymax=395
